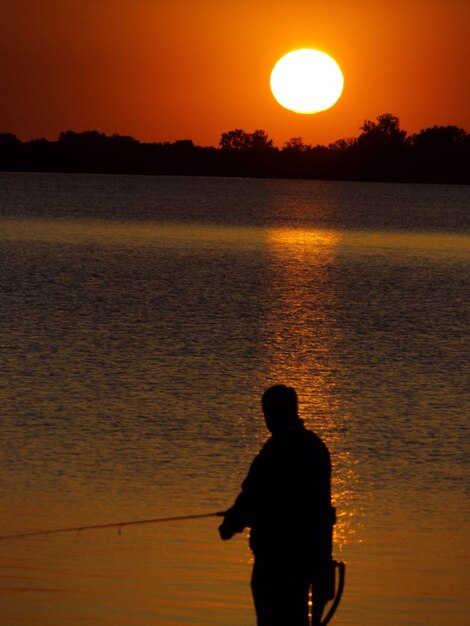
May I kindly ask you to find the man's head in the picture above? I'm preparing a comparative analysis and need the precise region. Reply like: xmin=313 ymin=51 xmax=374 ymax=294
xmin=261 ymin=385 xmax=300 ymax=433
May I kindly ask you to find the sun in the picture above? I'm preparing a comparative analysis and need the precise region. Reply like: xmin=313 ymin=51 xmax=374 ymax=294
xmin=270 ymin=49 xmax=344 ymax=114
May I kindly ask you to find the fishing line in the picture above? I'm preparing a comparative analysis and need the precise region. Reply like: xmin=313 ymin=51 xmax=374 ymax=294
xmin=0 ymin=511 xmax=225 ymax=541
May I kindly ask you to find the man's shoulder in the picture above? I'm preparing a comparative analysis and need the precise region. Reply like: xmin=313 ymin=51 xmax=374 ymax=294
xmin=302 ymin=428 xmax=330 ymax=456
xmin=258 ymin=425 xmax=330 ymax=457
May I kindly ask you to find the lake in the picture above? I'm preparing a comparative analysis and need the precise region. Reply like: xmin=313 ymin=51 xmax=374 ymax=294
xmin=0 ymin=173 xmax=469 ymax=625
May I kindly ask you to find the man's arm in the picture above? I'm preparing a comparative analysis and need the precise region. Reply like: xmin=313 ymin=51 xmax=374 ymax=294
xmin=218 ymin=451 xmax=264 ymax=540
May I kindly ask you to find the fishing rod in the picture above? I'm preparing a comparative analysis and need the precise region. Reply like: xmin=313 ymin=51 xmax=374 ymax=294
xmin=0 ymin=511 xmax=226 ymax=541
xmin=0 ymin=510 xmax=345 ymax=625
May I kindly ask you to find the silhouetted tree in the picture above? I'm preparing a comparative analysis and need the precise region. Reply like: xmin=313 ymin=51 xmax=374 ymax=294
xmin=218 ymin=129 xmax=277 ymax=176
xmin=0 ymin=132 xmax=20 ymax=146
xmin=353 ymin=113 xmax=409 ymax=180
xmin=110 ymin=133 xmax=140 ymax=145
xmin=219 ymin=129 xmax=274 ymax=151
xmin=327 ymin=137 xmax=356 ymax=152
xmin=59 ymin=130 xmax=108 ymax=145
xmin=0 ymin=132 xmax=23 ymax=169
xmin=250 ymin=129 xmax=274 ymax=150
xmin=283 ymin=137 xmax=309 ymax=152
xmin=219 ymin=129 xmax=251 ymax=150
xmin=411 ymin=125 xmax=467 ymax=151
xmin=23 ymin=138 xmax=55 ymax=170
xmin=359 ymin=113 xmax=407 ymax=143
xmin=409 ymin=125 xmax=469 ymax=183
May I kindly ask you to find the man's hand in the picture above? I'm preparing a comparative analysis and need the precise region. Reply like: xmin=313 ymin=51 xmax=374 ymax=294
xmin=218 ymin=519 xmax=236 ymax=540
xmin=218 ymin=504 xmax=245 ymax=540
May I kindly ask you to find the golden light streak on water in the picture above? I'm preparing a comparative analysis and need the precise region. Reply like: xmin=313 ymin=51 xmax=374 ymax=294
xmin=264 ymin=227 xmax=360 ymax=553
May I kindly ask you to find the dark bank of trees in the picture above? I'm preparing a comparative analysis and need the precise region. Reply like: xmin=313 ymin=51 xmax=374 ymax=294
xmin=0 ymin=114 xmax=468 ymax=184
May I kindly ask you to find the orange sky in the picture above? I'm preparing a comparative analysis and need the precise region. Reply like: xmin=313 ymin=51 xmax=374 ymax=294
xmin=1 ymin=0 xmax=469 ymax=147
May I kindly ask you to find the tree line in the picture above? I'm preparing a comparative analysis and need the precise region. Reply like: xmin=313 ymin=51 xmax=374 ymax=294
xmin=0 ymin=114 xmax=468 ymax=184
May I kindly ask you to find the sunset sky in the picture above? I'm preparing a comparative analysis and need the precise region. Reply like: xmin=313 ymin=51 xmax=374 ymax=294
xmin=1 ymin=0 xmax=469 ymax=147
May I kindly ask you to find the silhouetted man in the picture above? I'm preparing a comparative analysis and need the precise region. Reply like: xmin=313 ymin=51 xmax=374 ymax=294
xmin=219 ymin=385 xmax=334 ymax=626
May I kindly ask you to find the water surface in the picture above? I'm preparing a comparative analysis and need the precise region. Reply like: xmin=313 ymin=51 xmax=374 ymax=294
xmin=0 ymin=173 xmax=469 ymax=625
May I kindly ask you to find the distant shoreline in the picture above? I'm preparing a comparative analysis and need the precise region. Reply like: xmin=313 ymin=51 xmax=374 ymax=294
xmin=1 ymin=114 xmax=468 ymax=185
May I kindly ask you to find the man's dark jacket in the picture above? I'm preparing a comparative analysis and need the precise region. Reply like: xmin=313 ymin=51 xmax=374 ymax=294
xmin=223 ymin=419 xmax=333 ymax=562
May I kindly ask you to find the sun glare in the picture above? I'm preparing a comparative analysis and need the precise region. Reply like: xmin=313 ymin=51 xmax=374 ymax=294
xmin=270 ymin=49 xmax=344 ymax=114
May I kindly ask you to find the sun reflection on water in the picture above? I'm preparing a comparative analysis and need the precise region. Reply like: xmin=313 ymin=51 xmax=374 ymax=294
xmin=263 ymin=227 xmax=362 ymax=552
